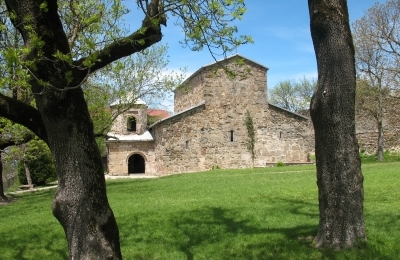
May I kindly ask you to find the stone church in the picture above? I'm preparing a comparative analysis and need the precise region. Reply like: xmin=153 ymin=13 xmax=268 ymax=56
xmin=106 ymin=54 xmax=314 ymax=176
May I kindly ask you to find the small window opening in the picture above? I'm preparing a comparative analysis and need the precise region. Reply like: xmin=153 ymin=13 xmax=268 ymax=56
xmin=279 ymin=131 xmax=282 ymax=139
xmin=127 ymin=116 xmax=137 ymax=132
xmin=185 ymin=140 xmax=189 ymax=149
xmin=230 ymin=130 xmax=234 ymax=142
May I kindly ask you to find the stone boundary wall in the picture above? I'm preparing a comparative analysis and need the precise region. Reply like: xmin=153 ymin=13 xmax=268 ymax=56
xmin=356 ymin=110 xmax=400 ymax=154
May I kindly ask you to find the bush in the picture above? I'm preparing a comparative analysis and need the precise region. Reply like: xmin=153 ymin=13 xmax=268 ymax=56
xmin=17 ymin=140 xmax=57 ymax=186
xmin=211 ymin=165 xmax=221 ymax=170
xmin=276 ymin=161 xmax=285 ymax=167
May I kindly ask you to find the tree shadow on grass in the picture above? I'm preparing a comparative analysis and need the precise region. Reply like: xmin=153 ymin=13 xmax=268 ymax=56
xmin=1 ymin=190 xmax=67 ymax=259
xmin=169 ymin=204 xmax=388 ymax=260
xmin=3 ymin=224 xmax=67 ymax=260
xmin=171 ymin=206 xmax=317 ymax=260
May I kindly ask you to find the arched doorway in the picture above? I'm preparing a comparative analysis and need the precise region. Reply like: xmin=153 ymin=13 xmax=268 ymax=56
xmin=128 ymin=154 xmax=145 ymax=174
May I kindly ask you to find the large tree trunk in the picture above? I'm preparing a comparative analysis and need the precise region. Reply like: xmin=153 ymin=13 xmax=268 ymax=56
xmin=43 ymin=87 xmax=122 ymax=259
xmin=308 ymin=0 xmax=366 ymax=249
xmin=3 ymin=1 xmax=123 ymax=258
xmin=3 ymin=0 xmax=163 ymax=257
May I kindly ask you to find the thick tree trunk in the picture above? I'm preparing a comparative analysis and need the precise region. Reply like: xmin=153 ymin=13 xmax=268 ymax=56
xmin=35 ymin=87 xmax=120 ymax=259
xmin=308 ymin=0 xmax=366 ymax=250
xmin=3 ymin=0 xmax=163 ymax=258
xmin=39 ymin=87 xmax=122 ymax=259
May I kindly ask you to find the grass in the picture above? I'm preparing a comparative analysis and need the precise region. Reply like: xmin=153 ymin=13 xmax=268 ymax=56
xmin=360 ymin=151 xmax=400 ymax=163
xmin=1 ymin=163 xmax=400 ymax=259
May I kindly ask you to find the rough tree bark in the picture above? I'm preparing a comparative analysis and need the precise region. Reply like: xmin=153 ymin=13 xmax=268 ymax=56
xmin=0 ymin=140 xmax=17 ymax=202
xmin=1 ymin=0 xmax=163 ymax=258
xmin=23 ymin=161 xmax=33 ymax=189
xmin=0 ymin=152 xmax=7 ymax=201
xmin=308 ymin=0 xmax=367 ymax=249
xmin=377 ymin=90 xmax=384 ymax=161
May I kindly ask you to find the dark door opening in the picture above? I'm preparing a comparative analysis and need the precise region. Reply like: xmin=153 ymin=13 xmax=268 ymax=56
xmin=128 ymin=154 xmax=145 ymax=174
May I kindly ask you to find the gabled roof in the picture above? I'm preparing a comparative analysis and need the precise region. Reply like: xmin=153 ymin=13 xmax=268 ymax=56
xmin=147 ymin=109 xmax=170 ymax=119
xmin=148 ymin=101 xmax=206 ymax=129
xmin=268 ymin=103 xmax=309 ymax=120
xmin=175 ymin=54 xmax=269 ymax=92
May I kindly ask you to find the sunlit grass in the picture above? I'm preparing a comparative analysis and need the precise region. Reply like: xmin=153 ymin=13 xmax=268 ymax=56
xmin=1 ymin=163 xmax=399 ymax=259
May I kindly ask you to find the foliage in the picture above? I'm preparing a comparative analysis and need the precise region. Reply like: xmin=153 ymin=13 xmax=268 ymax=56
xmin=16 ymin=139 xmax=56 ymax=186
xmin=85 ymin=43 xmax=184 ymax=137
xmin=352 ymin=0 xmax=400 ymax=161
xmin=269 ymin=77 xmax=316 ymax=112
xmin=161 ymin=0 xmax=253 ymax=58
xmin=147 ymin=115 xmax=163 ymax=127
xmin=244 ymin=110 xmax=256 ymax=165
xmin=276 ymin=161 xmax=285 ymax=167
xmin=352 ymin=0 xmax=400 ymax=89
xmin=360 ymin=151 xmax=400 ymax=164
xmin=211 ymin=165 xmax=221 ymax=170
xmin=3 ymin=163 xmax=400 ymax=259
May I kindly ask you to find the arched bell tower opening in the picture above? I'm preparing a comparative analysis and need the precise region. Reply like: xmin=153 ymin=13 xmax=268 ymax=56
xmin=128 ymin=154 xmax=145 ymax=174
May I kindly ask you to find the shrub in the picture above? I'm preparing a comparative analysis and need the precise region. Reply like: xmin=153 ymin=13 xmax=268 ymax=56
xmin=17 ymin=140 xmax=57 ymax=186
xmin=211 ymin=165 xmax=221 ymax=170
xmin=276 ymin=161 xmax=285 ymax=167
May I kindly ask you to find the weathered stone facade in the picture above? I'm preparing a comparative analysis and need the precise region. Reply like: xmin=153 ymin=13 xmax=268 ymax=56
xmin=355 ymin=97 xmax=400 ymax=153
xmin=106 ymin=54 xmax=314 ymax=176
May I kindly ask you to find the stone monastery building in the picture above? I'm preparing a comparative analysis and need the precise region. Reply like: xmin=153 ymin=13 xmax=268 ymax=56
xmin=106 ymin=54 xmax=313 ymax=176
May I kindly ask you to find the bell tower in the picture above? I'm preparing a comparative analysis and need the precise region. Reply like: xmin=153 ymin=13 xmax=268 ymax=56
xmin=109 ymin=98 xmax=148 ymax=135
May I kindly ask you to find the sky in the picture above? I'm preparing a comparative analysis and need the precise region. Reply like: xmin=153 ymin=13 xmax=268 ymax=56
xmin=123 ymin=0 xmax=387 ymax=111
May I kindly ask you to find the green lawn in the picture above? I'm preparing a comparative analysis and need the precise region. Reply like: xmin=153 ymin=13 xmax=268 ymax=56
xmin=1 ymin=163 xmax=400 ymax=259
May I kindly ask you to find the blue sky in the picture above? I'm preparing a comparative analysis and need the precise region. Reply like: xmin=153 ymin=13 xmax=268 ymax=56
xmin=123 ymin=0 xmax=386 ymax=110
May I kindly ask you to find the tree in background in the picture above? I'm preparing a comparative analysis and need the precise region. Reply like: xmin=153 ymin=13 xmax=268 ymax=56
xmin=269 ymin=77 xmax=316 ymax=113
xmin=352 ymin=0 xmax=400 ymax=161
xmin=0 ymin=0 xmax=251 ymax=258
xmin=355 ymin=77 xmax=390 ymax=159
xmin=308 ymin=0 xmax=366 ymax=249
xmin=15 ymin=139 xmax=56 ymax=186
xmin=0 ymin=118 xmax=34 ymax=200
xmin=84 ymin=43 xmax=183 ymax=154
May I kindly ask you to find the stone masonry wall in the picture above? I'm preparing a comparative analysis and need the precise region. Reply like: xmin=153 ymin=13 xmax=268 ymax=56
xmin=107 ymin=141 xmax=155 ymax=175
xmin=150 ymin=56 xmax=312 ymax=175
xmin=174 ymin=70 xmax=205 ymax=113
xmin=356 ymin=98 xmax=400 ymax=153
xmin=151 ymin=104 xmax=207 ymax=174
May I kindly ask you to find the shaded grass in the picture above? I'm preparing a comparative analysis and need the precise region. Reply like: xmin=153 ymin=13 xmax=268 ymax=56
xmin=1 ymin=163 xmax=400 ymax=259
xmin=0 ymin=191 xmax=67 ymax=260
xmin=360 ymin=151 xmax=400 ymax=163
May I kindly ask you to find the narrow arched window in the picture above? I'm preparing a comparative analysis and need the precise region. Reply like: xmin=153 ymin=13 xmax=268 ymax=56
xmin=127 ymin=116 xmax=137 ymax=132
xmin=230 ymin=130 xmax=234 ymax=142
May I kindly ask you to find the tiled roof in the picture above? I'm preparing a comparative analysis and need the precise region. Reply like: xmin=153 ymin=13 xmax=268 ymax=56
xmin=147 ymin=109 xmax=170 ymax=118
xmin=148 ymin=101 xmax=206 ymax=129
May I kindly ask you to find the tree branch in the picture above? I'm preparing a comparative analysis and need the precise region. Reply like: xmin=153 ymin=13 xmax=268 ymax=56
xmin=75 ymin=0 xmax=164 ymax=74
xmin=0 ymin=94 xmax=48 ymax=143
